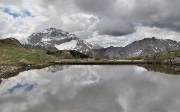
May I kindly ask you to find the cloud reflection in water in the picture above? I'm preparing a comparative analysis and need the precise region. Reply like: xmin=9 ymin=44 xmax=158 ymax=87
xmin=0 ymin=65 xmax=180 ymax=112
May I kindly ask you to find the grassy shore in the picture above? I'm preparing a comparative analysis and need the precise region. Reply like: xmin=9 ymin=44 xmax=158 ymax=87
xmin=0 ymin=38 xmax=56 ymax=65
xmin=0 ymin=46 xmax=56 ymax=65
xmin=125 ymin=50 xmax=180 ymax=63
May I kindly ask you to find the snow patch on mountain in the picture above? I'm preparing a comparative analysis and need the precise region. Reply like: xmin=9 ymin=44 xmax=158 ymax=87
xmin=55 ymin=40 xmax=77 ymax=50
xmin=134 ymin=50 xmax=142 ymax=55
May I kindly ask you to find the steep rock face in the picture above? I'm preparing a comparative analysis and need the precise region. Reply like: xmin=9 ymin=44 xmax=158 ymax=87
xmin=26 ymin=28 xmax=102 ymax=54
xmin=91 ymin=37 xmax=180 ymax=59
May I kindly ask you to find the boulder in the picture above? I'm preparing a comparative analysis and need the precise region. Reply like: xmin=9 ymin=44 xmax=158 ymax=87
xmin=18 ymin=59 xmax=29 ymax=67
xmin=174 ymin=57 xmax=180 ymax=64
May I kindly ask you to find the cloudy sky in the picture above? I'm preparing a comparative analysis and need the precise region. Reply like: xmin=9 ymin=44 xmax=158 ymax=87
xmin=0 ymin=0 xmax=180 ymax=47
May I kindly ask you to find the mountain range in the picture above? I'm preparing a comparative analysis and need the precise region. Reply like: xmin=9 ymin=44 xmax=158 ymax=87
xmin=90 ymin=37 xmax=180 ymax=59
xmin=21 ymin=28 xmax=180 ymax=59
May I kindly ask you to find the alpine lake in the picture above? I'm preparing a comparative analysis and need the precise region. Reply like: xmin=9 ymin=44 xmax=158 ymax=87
xmin=0 ymin=64 xmax=180 ymax=112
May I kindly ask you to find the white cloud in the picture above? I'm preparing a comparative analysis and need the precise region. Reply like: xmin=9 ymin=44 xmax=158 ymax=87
xmin=0 ymin=0 xmax=48 ymax=43
xmin=86 ymin=32 xmax=128 ymax=47
xmin=35 ymin=13 xmax=98 ymax=33
xmin=0 ymin=9 xmax=47 ymax=43
xmin=127 ymin=26 xmax=180 ymax=45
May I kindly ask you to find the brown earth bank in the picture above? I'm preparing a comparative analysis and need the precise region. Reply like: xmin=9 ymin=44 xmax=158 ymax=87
xmin=0 ymin=63 xmax=52 ymax=80
xmin=51 ymin=60 xmax=159 ymax=65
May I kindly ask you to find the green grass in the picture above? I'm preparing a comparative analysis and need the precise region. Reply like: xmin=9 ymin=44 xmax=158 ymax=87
xmin=113 ymin=55 xmax=144 ymax=60
xmin=142 ymin=50 xmax=180 ymax=61
xmin=119 ymin=50 xmax=180 ymax=61
xmin=0 ymin=44 xmax=56 ymax=65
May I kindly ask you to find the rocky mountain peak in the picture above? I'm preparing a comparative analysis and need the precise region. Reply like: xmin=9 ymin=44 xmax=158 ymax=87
xmin=25 ymin=28 xmax=102 ymax=54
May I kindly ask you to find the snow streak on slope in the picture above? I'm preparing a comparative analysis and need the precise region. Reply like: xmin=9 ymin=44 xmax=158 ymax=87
xmin=55 ymin=40 xmax=77 ymax=50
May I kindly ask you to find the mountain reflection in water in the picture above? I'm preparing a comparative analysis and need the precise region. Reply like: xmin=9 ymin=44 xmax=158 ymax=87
xmin=0 ymin=65 xmax=180 ymax=112
xmin=139 ymin=64 xmax=180 ymax=75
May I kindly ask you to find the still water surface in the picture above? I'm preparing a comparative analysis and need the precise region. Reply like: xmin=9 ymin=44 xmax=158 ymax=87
xmin=0 ymin=65 xmax=180 ymax=112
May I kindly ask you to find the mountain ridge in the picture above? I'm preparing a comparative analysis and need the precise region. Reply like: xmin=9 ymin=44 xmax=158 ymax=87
xmin=89 ymin=37 xmax=180 ymax=59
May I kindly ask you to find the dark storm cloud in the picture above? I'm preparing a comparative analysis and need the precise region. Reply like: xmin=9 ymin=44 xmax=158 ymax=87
xmin=97 ymin=18 xmax=135 ymax=36
xmin=73 ymin=0 xmax=117 ymax=15
xmin=133 ymin=0 xmax=180 ymax=31
xmin=0 ymin=0 xmax=23 ymax=5
xmin=73 ymin=0 xmax=180 ymax=36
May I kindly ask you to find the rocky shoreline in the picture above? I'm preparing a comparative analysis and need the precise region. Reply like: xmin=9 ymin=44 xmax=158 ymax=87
xmin=0 ymin=63 xmax=53 ymax=80
xmin=51 ymin=59 xmax=180 ymax=65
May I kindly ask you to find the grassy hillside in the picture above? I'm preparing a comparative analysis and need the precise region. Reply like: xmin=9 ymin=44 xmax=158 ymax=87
xmin=0 ymin=38 xmax=56 ymax=65
xmin=0 ymin=38 xmax=91 ymax=65
xmin=127 ymin=50 xmax=180 ymax=62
